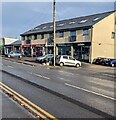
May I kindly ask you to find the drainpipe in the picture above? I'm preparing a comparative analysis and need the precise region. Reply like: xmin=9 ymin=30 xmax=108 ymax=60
xmin=90 ymin=27 xmax=93 ymax=64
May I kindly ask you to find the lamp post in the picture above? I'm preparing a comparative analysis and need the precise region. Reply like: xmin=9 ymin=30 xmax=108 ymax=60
xmin=53 ymin=0 xmax=56 ymax=66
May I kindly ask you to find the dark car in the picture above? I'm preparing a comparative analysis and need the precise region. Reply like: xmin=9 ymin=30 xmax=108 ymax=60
xmin=93 ymin=57 xmax=104 ymax=65
xmin=110 ymin=60 xmax=116 ymax=67
xmin=49 ymin=55 xmax=59 ymax=65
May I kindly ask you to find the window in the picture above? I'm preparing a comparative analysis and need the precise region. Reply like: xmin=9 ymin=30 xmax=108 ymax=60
xmin=49 ymin=33 xmax=53 ymax=38
xmin=42 ymin=26 xmax=47 ymax=29
xmin=22 ymin=36 xmax=25 ymax=41
xmin=70 ymin=31 xmax=76 ymax=36
xmin=70 ymin=31 xmax=76 ymax=42
xmin=41 ymin=34 xmax=44 ymax=39
xmin=63 ymin=56 xmax=68 ymax=59
xmin=112 ymin=32 xmax=115 ymax=39
xmin=34 ymin=35 xmax=37 ymax=40
xmin=83 ymin=29 xmax=89 ymax=35
xmin=115 ymin=17 xmax=116 ymax=25
xmin=50 ymin=25 xmax=53 ymax=28
xmin=79 ymin=19 xmax=88 ymax=24
xmin=69 ymin=21 xmax=76 ymax=24
xmin=69 ymin=56 xmax=75 ymax=60
xmin=57 ymin=23 xmax=64 ymax=27
xmin=48 ymin=33 xmax=53 ymax=43
xmin=59 ymin=31 xmax=64 ymax=38
xmin=93 ymin=17 xmax=100 ymax=22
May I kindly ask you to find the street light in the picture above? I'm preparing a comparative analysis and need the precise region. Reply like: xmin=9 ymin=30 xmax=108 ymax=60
xmin=53 ymin=0 xmax=56 ymax=66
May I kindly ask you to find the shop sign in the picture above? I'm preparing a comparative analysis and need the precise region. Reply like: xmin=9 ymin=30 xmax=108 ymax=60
xmin=78 ymin=43 xmax=85 ymax=46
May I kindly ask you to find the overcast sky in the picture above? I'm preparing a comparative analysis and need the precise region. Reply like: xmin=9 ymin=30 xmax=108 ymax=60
xmin=2 ymin=2 xmax=115 ymax=39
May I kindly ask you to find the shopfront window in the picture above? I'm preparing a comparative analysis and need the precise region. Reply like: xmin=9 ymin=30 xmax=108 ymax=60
xmin=58 ymin=45 xmax=71 ymax=55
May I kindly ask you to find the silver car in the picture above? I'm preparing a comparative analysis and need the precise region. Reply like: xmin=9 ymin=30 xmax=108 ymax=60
xmin=36 ymin=54 xmax=53 ymax=63
xmin=8 ymin=51 xmax=22 ymax=58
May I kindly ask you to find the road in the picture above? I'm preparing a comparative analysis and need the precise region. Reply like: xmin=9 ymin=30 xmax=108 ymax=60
xmin=1 ymin=59 xmax=115 ymax=118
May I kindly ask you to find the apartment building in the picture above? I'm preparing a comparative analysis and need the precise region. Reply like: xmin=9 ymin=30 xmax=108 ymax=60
xmin=21 ymin=11 xmax=116 ymax=62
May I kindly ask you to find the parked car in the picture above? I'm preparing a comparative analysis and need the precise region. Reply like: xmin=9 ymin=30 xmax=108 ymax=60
xmin=36 ymin=54 xmax=53 ymax=63
xmin=110 ymin=60 xmax=116 ymax=67
xmin=49 ymin=55 xmax=58 ymax=65
xmin=8 ymin=51 xmax=22 ymax=58
xmin=93 ymin=57 xmax=105 ymax=65
xmin=93 ymin=57 xmax=115 ymax=66
xmin=56 ymin=55 xmax=81 ymax=67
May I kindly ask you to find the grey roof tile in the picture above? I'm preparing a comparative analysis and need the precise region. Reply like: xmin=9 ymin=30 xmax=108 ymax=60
xmin=21 ymin=11 xmax=114 ymax=36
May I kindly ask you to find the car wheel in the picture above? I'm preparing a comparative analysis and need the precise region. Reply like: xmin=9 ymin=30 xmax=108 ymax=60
xmin=60 ymin=62 xmax=64 ymax=66
xmin=112 ymin=64 xmax=114 ymax=67
xmin=76 ymin=63 xmax=80 ymax=68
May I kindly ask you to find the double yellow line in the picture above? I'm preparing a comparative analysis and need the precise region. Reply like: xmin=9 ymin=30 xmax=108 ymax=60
xmin=0 ymin=82 xmax=58 ymax=120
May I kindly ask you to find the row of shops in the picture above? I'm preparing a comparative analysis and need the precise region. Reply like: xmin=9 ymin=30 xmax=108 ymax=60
xmin=22 ymin=42 xmax=91 ymax=62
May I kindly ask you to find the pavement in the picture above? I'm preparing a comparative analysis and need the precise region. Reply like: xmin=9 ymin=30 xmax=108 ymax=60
xmin=1 ymin=91 xmax=33 ymax=118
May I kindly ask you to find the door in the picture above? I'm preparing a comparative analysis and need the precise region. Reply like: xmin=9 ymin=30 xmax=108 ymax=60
xmin=68 ymin=56 xmax=75 ymax=66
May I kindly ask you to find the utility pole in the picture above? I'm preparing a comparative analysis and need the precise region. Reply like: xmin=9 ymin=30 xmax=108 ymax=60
xmin=53 ymin=0 xmax=56 ymax=66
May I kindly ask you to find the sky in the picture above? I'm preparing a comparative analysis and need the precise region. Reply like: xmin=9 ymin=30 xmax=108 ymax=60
xmin=1 ymin=2 xmax=115 ymax=39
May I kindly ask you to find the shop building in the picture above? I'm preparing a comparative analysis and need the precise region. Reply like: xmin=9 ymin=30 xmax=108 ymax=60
xmin=0 ymin=37 xmax=20 ymax=55
xmin=21 ymin=11 xmax=116 ymax=63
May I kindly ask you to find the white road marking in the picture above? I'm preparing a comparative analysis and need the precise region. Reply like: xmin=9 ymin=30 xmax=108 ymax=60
xmin=27 ymin=72 xmax=50 ymax=80
xmin=89 ymin=78 xmax=114 ymax=88
xmin=59 ymin=77 xmax=70 ymax=82
xmin=33 ymin=73 xmax=50 ymax=80
xmin=59 ymin=71 xmax=74 ymax=75
xmin=65 ymin=83 xmax=116 ymax=101
xmin=102 ymin=73 xmax=115 ymax=78
xmin=7 ymin=65 xmax=14 ymax=68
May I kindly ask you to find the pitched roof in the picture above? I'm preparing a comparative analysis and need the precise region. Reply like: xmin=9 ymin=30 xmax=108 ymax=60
xmin=21 ymin=11 xmax=114 ymax=36
xmin=7 ymin=40 xmax=21 ymax=46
